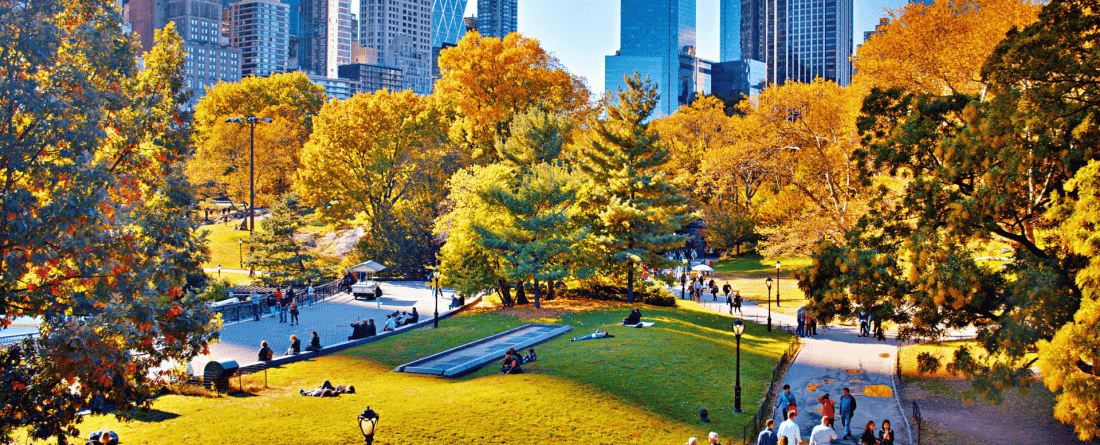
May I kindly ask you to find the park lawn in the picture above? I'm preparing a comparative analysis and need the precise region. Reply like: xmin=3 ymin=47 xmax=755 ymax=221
xmin=61 ymin=301 xmax=792 ymax=445
xmin=711 ymin=252 xmax=811 ymax=278
xmin=196 ymin=222 xmax=253 ymax=270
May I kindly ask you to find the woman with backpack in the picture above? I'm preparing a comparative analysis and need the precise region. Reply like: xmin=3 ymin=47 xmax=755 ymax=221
xmin=289 ymin=297 xmax=299 ymax=326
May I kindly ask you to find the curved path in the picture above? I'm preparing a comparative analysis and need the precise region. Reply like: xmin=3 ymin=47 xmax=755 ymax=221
xmin=692 ymin=296 xmax=912 ymax=444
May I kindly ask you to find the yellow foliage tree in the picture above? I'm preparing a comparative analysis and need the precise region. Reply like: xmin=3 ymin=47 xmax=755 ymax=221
xmin=296 ymin=90 xmax=456 ymax=228
xmin=435 ymin=31 xmax=592 ymax=163
xmin=745 ymin=79 xmax=868 ymax=255
xmin=188 ymin=72 xmax=325 ymax=208
xmin=854 ymin=0 xmax=1040 ymax=95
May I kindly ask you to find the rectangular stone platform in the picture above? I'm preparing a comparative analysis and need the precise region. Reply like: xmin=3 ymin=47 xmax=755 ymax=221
xmin=394 ymin=323 xmax=572 ymax=377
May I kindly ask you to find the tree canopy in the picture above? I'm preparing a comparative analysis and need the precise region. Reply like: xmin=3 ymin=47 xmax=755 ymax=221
xmin=0 ymin=5 xmax=217 ymax=442
xmin=188 ymin=72 xmax=325 ymax=208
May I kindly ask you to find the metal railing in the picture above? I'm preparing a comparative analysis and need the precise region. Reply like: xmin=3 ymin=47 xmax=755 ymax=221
xmin=0 ymin=333 xmax=37 ymax=349
xmin=211 ymin=279 xmax=344 ymax=323
xmin=741 ymin=337 xmax=802 ymax=444
xmin=913 ymin=401 xmax=922 ymax=445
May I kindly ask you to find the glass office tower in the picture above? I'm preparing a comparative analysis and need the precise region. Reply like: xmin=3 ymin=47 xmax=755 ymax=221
xmin=229 ymin=0 xmax=290 ymax=77
xmin=433 ymin=0 xmax=468 ymax=47
xmin=720 ymin=0 xmax=741 ymax=61
xmin=740 ymin=0 xmax=852 ymax=86
xmin=605 ymin=0 xmax=697 ymax=117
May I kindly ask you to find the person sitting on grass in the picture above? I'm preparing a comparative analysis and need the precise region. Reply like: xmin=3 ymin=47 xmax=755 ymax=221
xmin=523 ymin=348 xmax=537 ymax=363
xmin=300 ymin=380 xmax=356 ymax=397
xmin=500 ymin=352 xmax=522 ymax=374
xmin=571 ymin=328 xmax=614 ymax=342
xmin=623 ymin=308 xmax=642 ymax=325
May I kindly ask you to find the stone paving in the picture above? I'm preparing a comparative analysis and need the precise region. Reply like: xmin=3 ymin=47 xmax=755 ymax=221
xmin=690 ymin=294 xmax=913 ymax=445
xmin=190 ymin=281 xmax=452 ymax=372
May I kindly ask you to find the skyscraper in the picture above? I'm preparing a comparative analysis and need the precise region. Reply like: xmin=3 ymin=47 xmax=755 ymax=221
xmin=300 ymin=0 xmax=353 ymax=78
xmin=720 ymin=0 xmax=741 ymax=61
xmin=605 ymin=0 xmax=700 ymax=117
xmin=359 ymin=0 xmax=433 ymax=95
xmin=740 ymin=0 xmax=852 ymax=85
xmin=434 ymin=0 xmax=468 ymax=48
xmin=164 ymin=0 xmax=242 ymax=103
xmin=476 ymin=0 xmax=517 ymax=39
xmin=229 ymin=0 xmax=290 ymax=77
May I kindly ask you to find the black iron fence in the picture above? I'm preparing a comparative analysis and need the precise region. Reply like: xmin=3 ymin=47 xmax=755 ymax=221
xmin=211 ymin=279 xmax=344 ymax=323
xmin=913 ymin=401 xmax=922 ymax=445
xmin=740 ymin=337 xmax=803 ymax=444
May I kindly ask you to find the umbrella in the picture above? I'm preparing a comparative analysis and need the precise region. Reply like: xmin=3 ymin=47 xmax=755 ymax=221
xmin=692 ymin=264 xmax=714 ymax=272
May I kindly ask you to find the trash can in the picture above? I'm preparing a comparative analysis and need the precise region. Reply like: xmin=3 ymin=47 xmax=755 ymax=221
xmin=203 ymin=360 xmax=239 ymax=393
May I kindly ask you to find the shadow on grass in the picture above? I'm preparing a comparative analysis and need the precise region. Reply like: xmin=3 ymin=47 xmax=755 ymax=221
xmin=129 ymin=409 xmax=181 ymax=422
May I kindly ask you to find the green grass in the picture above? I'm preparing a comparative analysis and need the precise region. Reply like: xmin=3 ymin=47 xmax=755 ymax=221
xmin=712 ymin=252 xmax=812 ymax=277
xmin=59 ymin=301 xmax=792 ymax=445
xmin=196 ymin=222 xmax=253 ymax=270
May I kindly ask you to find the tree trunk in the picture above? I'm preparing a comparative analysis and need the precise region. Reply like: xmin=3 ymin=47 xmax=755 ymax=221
xmin=533 ymin=279 xmax=541 ymax=309
xmin=515 ymin=282 xmax=529 ymax=305
xmin=498 ymin=278 xmax=514 ymax=308
xmin=627 ymin=261 xmax=635 ymax=303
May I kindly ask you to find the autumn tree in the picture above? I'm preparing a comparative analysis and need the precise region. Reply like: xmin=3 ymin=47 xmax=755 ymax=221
xmin=0 ymin=8 xmax=217 ymax=443
xmin=748 ymin=79 xmax=868 ymax=255
xmin=296 ymin=90 xmax=461 ymax=272
xmin=188 ymin=73 xmax=325 ymax=208
xmin=798 ymin=0 xmax=1100 ymax=438
xmin=435 ymin=31 xmax=592 ymax=163
xmin=577 ymin=74 xmax=693 ymax=303
xmin=854 ymin=0 xmax=1040 ymax=95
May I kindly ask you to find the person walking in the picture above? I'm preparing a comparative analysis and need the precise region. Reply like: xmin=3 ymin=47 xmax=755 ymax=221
xmin=723 ymin=281 xmax=732 ymax=300
xmin=756 ymin=419 xmax=778 ymax=445
xmin=809 ymin=416 xmax=838 ymax=445
xmin=807 ymin=308 xmax=817 ymax=336
xmin=307 ymin=281 xmax=315 ymax=303
xmin=859 ymin=421 xmax=877 ymax=445
xmin=289 ymin=297 xmax=299 ymax=326
xmin=796 ymin=306 xmax=806 ymax=337
xmin=776 ymin=384 xmax=797 ymax=419
xmin=839 ymin=387 xmax=858 ymax=440
xmin=710 ymin=283 xmax=719 ymax=301
xmin=734 ymin=291 xmax=743 ymax=314
xmin=726 ymin=292 xmax=734 ymax=315
xmin=268 ymin=290 xmax=279 ymax=318
xmin=878 ymin=419 xmax=895 ymax=445
xmin=817 ymin=393 xmax=835 ymax=422
xmin=777 ymin=410 xmax=802 ymax=445
xmin=278 ymin=288 xmax=290 ymax=323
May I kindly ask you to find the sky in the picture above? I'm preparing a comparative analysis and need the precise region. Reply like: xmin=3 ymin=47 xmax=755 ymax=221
xmin=461 ymin=0 xmax=908 ymax=96
xmin=356 ymin=0 xmax=910 ymax=96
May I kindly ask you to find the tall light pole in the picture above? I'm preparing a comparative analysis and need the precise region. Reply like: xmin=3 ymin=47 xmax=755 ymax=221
xmin=238 ymin=238 xmax=243 ymax=268
xmin=226 ymin=116 xmax=271 ymax=276
xmin=765 ymin=276 xmax=773 ymax=332
xmin=775 ymin=260 xmax=782 ymax=307
xmin=432 ymin=270 xmax=440 ymax=329
xmin=733 ymin=318 xmax=745 ymax=413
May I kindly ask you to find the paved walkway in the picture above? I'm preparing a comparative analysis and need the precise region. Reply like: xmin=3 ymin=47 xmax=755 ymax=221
xmin=190 ymin=281 xmax=451 ymax=372
xmin=690 ymin=295 xmax=913 ymax=445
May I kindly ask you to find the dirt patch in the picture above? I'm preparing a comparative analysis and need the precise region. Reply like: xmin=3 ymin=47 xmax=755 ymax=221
xmin=898 ymin=376 xmax=1099 ymax=445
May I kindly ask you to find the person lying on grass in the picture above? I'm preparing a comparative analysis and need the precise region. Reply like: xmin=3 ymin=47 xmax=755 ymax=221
xmin=571 ymin=328 xmax=615 ymax=342
xmin=300 ymin=380 xmax=356 ymax=397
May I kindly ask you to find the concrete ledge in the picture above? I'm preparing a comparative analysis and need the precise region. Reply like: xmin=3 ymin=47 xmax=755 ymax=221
xmin=230 ymin=295 xmax=483 ymax=372
xmin=395 ymin=323 xmax=573 ymax=378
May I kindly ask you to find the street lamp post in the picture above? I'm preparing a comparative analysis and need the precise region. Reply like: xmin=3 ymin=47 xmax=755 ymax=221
xmin=226 ymin=116 xmax=271 ymax=276
xmin=733 ymin=318 xmax=745 ymax=413
xmin=432 ymin=270 xmax=440 ymax=329
xmin=681 ymin=259 xmax=688 ymax=299
xmin=775 ymin=261 xmax=781 ymax=307
xmin=238 ymin=238 xmax=243 ymax=268
xmin=217 ymin=264 xmax=221 ymax=278
xmin=765 ymin=277 xmax=773 ymax=332
xmin=357 ymin=407 xmax=379 ymax=444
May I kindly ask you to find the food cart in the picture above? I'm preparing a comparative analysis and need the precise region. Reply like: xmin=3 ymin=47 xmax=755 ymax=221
xmin=348 ymin=260 xmax=386 ymax=300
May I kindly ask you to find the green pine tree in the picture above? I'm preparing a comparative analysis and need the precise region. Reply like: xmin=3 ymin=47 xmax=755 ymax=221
xmin=576 ymin=73 xmax=694 ymax=303
xmin=247 ymin=194 xmax=315 ymax=286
